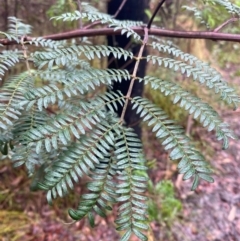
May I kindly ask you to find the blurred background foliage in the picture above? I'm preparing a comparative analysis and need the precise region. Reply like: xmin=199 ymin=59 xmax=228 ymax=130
xmin=147 ymin=180 xmax=182 ymax=225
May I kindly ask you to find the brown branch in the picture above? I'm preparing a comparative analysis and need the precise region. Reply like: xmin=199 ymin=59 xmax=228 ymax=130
xmin=21 ymin=36 xmax=31 ymax=74
xmin=2 ymin=27 xmax=240 ymax=46
xmin=214 ymin=17 xmax=239 ymax=32
xmin=113 ymin=0 xmax=128 ymax=18
xmin=147 ymin=0 xmax=167 ymax=29
xmin=83 ymin=20 xmax=101 ymax=29
xmin=120 ymin=27 xmax=148 ymax=123
xmin=119 ymin=58 xmax=134 ymax=70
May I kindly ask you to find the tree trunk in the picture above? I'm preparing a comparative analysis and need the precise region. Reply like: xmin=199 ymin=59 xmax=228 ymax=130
xmin=3 ymin=0 xmax=9 ymax=32
xmin=108 ymin=0 xmax=149 ymax=138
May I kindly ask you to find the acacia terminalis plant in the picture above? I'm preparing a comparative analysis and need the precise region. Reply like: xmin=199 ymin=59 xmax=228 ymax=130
xmin=0 ymin=1 xmax=240 ymax=240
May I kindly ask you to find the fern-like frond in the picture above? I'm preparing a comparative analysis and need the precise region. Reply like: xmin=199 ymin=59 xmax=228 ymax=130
xmin=0 ymin=101 xmax=48 ymax=158
xmin=52 ymin=10 xmax=142 ymax=40
xmin=12 ymin=107 xmax=49 ymax=140
xmin=36 ymin=59 xmax=91 ymax=82
xmin=33 ymin=45 xmax=133 ymax=69
xmin=38 ymin=120 xmax=118 ymax=203
xmin=58 ymin=90 xmax=125 ymax=113
xmin=132 ymin=97 xmax=214 ymax=189
xmin=10 ymin=108 xmax=53 ymax=173
xmin=19 ymin=69 xmax=129 ymax=110
xmin=148 ymin=36 xmax=179 ymax=49
xmin=8 ymin=16 xmax=32 ymax=36
xmin=81 ymin=2 xmax=99 ymax=13
xmin=68 ymin=154 xmax=118 ymax=226
xmin=28 ymin=37 xmax=63 ymax=49
xmin=143 ymin=76 xmax=236 ymax=149
xmin=211 ymin=0 xmax=240 ymax=16
xmin=183 ymin=5 xmax=209 ymax=28
xmin=39 ymin=68 xmax=129 ymax=85
xmin=65 ymin=58 xmax=91 ymax=70
xmin=150 ymin=41 xmax=240 ymax=107
xmin=20 ymin=92 xmax=124 ymax=154
xmin=0 ymin=72 xmax=34 ymax=130
xmin=51 ymin=10 xmax=112 ymax=22
xmin=12 ymin=144 xmax=59 ymax=175
xmin=108 ymin=20 xmax=142 ymax=40
xmin=147 ymin=54 xmax=240 ymax=108
xmin=114 ymin=126 xmax=148 ymax=241
xmin=0 ymin=31 xmax=19 ymax=43
xmin=0 ymin=2 xmax=239 ymax=240
xmin=0 ymin=50 xmax=20 ymax=81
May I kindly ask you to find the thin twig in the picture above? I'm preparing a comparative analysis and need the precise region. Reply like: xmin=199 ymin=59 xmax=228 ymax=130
xmin=77 ymin=0 xmax=82 ymax=29
xmin=119 ymin=58 xmax=134 ymax=70
xmin=21 ymin=36 xmax=31 ymax=74
xmin=147 ymin=0 xmax=167 ymax=29
xmin=83 ymin=20 xmax=101 ymax=30
xmin=108 ymin=40 xmax=132 ymax=67
xmin=120 ymin=28 xmax=148 ymax=123
xmin=84 ymin=0 xmax=128 ymax=29
xmin=113 ymin=0 xmax=128 ymax=18
xmin=185 ymin=115 xmax=193 ymax=136
xmin=128 ymin=119 xmax=141 ymax=128
xmin=214 ymin=17 xmax=239 ymax=32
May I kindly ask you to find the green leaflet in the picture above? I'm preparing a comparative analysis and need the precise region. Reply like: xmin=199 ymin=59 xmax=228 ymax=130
xmin=143 ymin=76 xmax=237 ymax=149
xmin=132 ymin=97 xmax=215 ymax=189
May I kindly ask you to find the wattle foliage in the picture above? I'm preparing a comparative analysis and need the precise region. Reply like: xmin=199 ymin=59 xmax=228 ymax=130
xmin=0 ymin=2 xmax=239 ymax=240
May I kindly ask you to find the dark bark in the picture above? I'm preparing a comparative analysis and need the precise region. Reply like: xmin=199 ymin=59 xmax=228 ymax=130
xmin=3 ymin=0 xmax=9 ymax=32
xmin=14 ymin=0 xmax=19 ymax=18
xmin=107 ymin=0 xmax=149 ymax=138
